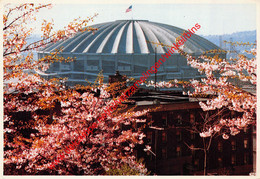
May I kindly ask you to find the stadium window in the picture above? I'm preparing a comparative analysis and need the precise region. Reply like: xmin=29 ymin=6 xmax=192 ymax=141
xmin=86 ymin=65 xmax=98 ymax=71
xmin=118 ymin=65 xmax=131 ymax=71
xmin=244 ymin=139 xmax=248 ymax=149
xmin=176 ymin=146 xmax=181 ymax=157
xmin=60 ymin=63 xmax=71 ymax=70
xmin=231 ymin=141 xmax=236 ymax=150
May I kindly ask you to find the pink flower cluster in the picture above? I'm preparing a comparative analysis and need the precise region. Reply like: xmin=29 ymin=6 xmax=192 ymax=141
xmin=48 ymin=121 xmax=98 ymax=169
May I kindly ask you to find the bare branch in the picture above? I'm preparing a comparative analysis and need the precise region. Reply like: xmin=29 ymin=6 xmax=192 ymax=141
xmin=184 ymin=142 xmax=203 ymax=151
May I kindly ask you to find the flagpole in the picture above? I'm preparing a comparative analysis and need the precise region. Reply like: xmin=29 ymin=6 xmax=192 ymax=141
xmin=132 ymin=5 xmax=133 ymax=20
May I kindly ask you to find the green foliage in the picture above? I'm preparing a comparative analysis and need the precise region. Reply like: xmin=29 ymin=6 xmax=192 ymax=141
xmin=106 ymin=159 xmax=150 ymax=176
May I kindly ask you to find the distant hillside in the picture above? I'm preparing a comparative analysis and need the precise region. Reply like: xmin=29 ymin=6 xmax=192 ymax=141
xmin=202 ymin=30 xmax=256 ymax=47
xmin=201 ymin=30 xmax=256 ymax=58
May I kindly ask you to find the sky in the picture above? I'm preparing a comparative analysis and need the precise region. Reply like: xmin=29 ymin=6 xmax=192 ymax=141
xmin=3 ymin=1 xmax=257 ymax=36
xmin=23 ymin=2 xmax=257 ymax=36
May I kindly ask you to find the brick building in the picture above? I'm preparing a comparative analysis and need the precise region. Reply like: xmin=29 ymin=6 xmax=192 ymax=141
xmin=129 ymin=90 xmax=254 ymax=175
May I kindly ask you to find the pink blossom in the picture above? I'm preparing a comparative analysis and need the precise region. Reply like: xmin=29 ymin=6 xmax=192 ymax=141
xmin=222 ymin=134 xmax=229 ymax=140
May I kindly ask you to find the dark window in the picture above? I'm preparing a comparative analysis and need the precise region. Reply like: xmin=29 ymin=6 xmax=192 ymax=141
xmin=218 ymin=157 xmax=223 ymax=167
xmin=190 ymin=144 xmax=195 ymax=155
xmin=244 ymin=153 xmax=249 ymax=164
xmin=168 ymin=112 xmax=175 ymax=127
xmin=194 ymin=159 xmax=199 ymax=168
xmin=176 ymin=146 xmax=181 ymax=157
xmin=176 ymin=130 xmax=182 ymax=142
xmin=162 ymin=131 xmax=167 ymax=143
xmin=162 ymin=113 xmax=167 ymax=127
xmin=74 ymin=60 xmax=84 ymax=72
xmin=190 ymin=113 xmax=195 ymax=123
xmin=231 ymin=141 xmax=236 ymax=150
xmin=162 ymin=147 xmax=167 ymax=159
xmin=190 ymin=131 xmax=195 ymax=140
xmin=218 ymin=142 xmax=223 ymax=152
xmin=177 ymin=115 xmax=182 ymax=125
xmin=244 ymin=139 xmax=248 ymax=149
xmin=102 ymin=60 xmax=115 ymax=73
xmin=231 ymin=155 xmax=236 ymax=165
xmin=147 ymin=131 xmax=152 ymax=144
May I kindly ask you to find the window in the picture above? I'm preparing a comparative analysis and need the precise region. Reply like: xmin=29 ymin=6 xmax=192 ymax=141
xmin=218 ymin=142 xmax=223 ymax=152
xmin=190 ymin=113 xmax=195 ymax=123
xmin=60 ymin=63 xmax=71 ymax=70
xmin=147 ymin=113 xmax=152 ymax=120
xmin=167 ymin=112 xmax=174 ymax=128
xmin=162 ymin=113 xmax=167 ymax=127
xmin=244 ymin=139 xmax=248 ymax=149
xmin=231 ymin=141 xmax=236 ymax=150
xmin=194 ymin=159 xmax=199 ymax=167
xmin=86 ymin=65 xmax=98 ymax=71
xmin=52 ymin=62 xmax=60 ymax=72
xmin=190 ymin=131 xmax=195 ymax=140
xmin=176 ymin=130 xmax=182 ymax=142
xmin=102 ymin=60 xmax=115 ymax=73
xmin=177 ymin=115 xmax=182 ymax=125
xmin=162 ymin=148 xmax=167 ymax=159
xmin=218 ymin=157 xmax=223 ymax=167
xmin=118 ymin=66 xmax=131 ymax=71
xmin=231 ymin=155 xmax=236 ymax=165
xmin=162 ymin=131 xmax=167 ymax=143
xmin=146 ymin=131 xmax=152 ymax=144
xmin=176 ymin=146 xmax=181 ymax=157
xmin=244 ymin=153 xmax=249 ymax=164
xmin=190 ymin=144 xmax=195 ymax=155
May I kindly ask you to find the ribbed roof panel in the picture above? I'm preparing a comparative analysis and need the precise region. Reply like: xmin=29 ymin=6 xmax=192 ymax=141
xmin=40 ymin=20 xmax=221 ymax=54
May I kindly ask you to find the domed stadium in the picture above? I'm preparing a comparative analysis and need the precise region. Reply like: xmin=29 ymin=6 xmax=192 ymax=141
xmin=37 ymin=20 xmax=225 ymax=85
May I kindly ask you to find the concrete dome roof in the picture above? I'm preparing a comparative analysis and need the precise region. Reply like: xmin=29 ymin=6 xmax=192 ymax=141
xmin=41 ymin=20 xmax=219 ymax=54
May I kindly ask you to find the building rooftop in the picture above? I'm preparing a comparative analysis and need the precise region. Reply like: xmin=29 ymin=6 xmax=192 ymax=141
xmin=40 ymin=20 xmax=221 ymax=54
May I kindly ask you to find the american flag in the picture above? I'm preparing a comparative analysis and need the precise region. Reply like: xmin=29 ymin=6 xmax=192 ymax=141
xmin=126 ymin=5 xmax=132 ymax=13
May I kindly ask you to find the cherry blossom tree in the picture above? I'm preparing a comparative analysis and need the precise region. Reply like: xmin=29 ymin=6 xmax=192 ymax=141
xmin=147 ymin=44 xmax=256 ymax=139
xmin=4 ymin=82 xmax=149 ymax=175
xmin=4 ymin=3 xmax=149 ymax=175
xmin=146 ymin=41 xmax=256 ymax=175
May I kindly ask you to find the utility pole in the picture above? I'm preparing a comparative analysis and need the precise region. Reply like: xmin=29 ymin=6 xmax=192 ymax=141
xmin=219 ymin=36 xmax=222 ymax=49
xmin=155 ymin=47 xmax=157 ymax=91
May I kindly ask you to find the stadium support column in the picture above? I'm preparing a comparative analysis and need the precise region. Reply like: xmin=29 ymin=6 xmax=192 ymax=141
xmin=131 ymin=53 xmax=134 ymax=77
xmin=115 ymin=54 xmax=118 ymax=73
